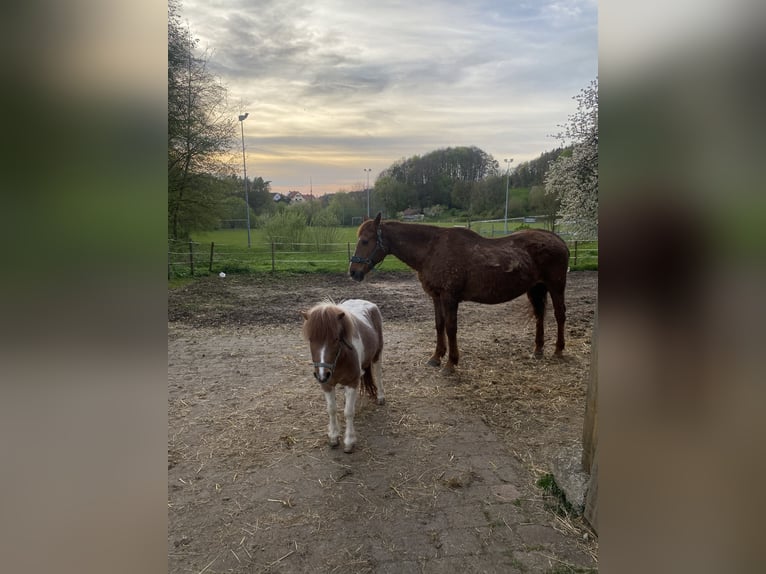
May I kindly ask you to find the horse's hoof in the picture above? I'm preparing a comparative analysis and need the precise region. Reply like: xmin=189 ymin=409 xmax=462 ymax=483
xmin=377 ymin=397 xmax=386 ymax=406
xmin=343 ymin=444 xmax=355 ymax=454
xmin=441 ymin=364 xmax=456 ymax=375
xmin=533 ymin=350 xmax=544 ymax=359
xmin=329 ymin=437 xmax=340 ymax=448
xmin=426 ymin=358 xmax=441 ymax=367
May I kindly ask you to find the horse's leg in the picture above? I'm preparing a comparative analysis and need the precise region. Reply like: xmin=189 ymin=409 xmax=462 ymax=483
xmin=443 ymin=298 xmax=460 ymax=373
xmin=427 ymin=296 xmax=446 ymax=367
xmin=550 ymin=285 xmax=567 ymax=356
xmin=323 ymin=387 xmax=340 ymax=447
xmin=372 ymin=355 xmax=385 ymax=405
xmin=343 ymin=384 xmax=359 ymax=453
xmin=527 ymin=284 xmax=548 ymax=357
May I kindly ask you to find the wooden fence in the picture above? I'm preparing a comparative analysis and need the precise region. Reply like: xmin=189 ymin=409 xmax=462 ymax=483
xmin=168 ymin=238 xmax=598 ymax=278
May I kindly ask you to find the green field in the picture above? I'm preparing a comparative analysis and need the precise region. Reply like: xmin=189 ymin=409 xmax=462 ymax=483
xmin=191 ymin=218 xmax=551 ymax=245
xmin=168 ymin=223 xmax=596 ymax=279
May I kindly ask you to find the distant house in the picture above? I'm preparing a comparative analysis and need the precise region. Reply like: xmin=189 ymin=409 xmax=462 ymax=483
xmin=286 ymin=191 xmax=316 ymax=204
xmin=271 ymin=191 xmax=316 ymax=204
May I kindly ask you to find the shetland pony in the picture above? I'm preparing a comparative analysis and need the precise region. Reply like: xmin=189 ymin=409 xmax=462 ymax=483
xmin=301 ymin=299 xmax=385 ymax=453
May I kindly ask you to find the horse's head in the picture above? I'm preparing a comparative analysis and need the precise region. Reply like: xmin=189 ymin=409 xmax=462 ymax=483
xmin=349 ymin=212 xmax=386 ymax=282
xmin=301 ymin=304 xmax=353 ymax=384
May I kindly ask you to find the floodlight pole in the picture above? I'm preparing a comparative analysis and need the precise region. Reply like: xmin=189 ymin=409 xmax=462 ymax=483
xmin=504 ymin=158 xmax=514 ymax=234
xmin=364 ymin=168 xmax=372 ymax=217
xmin=239 ymin=113 xmax=251 ymax=248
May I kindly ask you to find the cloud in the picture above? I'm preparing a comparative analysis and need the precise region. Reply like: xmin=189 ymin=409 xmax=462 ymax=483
xmin=181 ymin=0 xmax=597 ymax=194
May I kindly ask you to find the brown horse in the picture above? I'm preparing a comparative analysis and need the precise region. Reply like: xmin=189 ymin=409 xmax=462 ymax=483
xmin=301 ymin=299 xmax=385 ymax=453
xmin=349 ymin=213 xmax=569 ymax=373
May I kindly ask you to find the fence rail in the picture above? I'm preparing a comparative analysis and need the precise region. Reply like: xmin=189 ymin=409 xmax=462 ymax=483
xmin=168 ymin=238 xmax=597 ymax=278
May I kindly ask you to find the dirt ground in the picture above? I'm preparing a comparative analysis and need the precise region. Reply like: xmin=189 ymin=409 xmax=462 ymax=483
xmin=168 ymin=270 xmax=598 ymax=573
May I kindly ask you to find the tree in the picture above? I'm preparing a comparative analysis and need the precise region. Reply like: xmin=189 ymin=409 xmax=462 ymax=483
xmin=469 ymin=175 xmax=506 ymax=218
xmin=326 ymin=192 xmax=366 ymax=226
xmin=529 ymin=185 xmax=560 ymax=231
xmin=378 ymin=146 xmax=499 ymax=211
xmin=545 ymin=78 xmax=598 ymax=237
xmin=450 ymin=180 xmax=474 ymax=212
xmin=170 ymin=173 xmax=233 ymax=232
xmin=247 ymin=176 xmax=275 ymax=216
xmin=168 ymin=0 xmax=236 ymax=239
xmin=374 ymin=176 xmax=411 ymax=216
xmin=511 ymin=148 xmax=566 ymax=188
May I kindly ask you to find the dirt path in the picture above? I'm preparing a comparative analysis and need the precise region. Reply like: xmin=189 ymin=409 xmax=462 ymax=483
xmin=169 ymin=271 xmax=598 ymax=573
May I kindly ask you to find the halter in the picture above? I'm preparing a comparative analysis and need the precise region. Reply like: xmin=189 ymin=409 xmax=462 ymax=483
xmin=312 ymin=338 xmax=353 ymax=383
xmin=349 ymin=226 xmax=386 ymax=270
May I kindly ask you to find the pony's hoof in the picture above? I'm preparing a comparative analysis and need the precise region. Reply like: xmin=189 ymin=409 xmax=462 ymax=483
xmin=329 ymin=437 xmax=340 ymax=448
xmin=441 ymin=364 xmax=456 ymax=375
xmin=426 ymin=357 xmax=441 ymax=367
xmin=533 ymin=350 xmax=544 ymax=359
xmin=343 ymin=443 xmax=355 ymax=454
xmin=376 ymin=397 xmax=386 ymax=406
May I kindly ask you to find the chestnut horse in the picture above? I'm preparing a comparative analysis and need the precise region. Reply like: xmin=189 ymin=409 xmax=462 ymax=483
xmin=349 ymin=213 xmax=569 ymax=373
xmin=301 ymin=299 xmax=385 ymax=453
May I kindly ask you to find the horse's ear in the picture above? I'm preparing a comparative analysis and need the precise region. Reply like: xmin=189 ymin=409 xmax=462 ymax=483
xmin=336 ymin=310 xmax=346 ymax=321
xmin=300 ymin=310 xmax=309 ymax=321
xmin=374 ymin=212 xmax=382 ymax=226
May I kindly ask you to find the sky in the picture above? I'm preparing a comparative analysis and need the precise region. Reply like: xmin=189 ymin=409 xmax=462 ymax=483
xmin=180 ymin=0 xmax=597 ymax=196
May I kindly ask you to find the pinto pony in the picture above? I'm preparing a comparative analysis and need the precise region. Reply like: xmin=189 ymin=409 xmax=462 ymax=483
xmin=300 ymin=299 xmax=385 ymax=453
xmin=349 ymin=213 xmax=569 ymax=373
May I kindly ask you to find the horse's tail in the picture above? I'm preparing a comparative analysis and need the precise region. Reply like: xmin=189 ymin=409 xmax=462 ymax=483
xmin=361 ymin=369 xmax=378 ymax=400
xmin=527 ymin=283 xmax=548 ymax=320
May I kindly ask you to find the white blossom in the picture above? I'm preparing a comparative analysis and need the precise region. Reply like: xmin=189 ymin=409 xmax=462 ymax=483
xmin=545 ymin=78 xmax=598 ymax=238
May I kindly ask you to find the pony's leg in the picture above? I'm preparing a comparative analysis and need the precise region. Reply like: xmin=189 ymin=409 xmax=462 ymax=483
xmin=550 ymin=286 xmax=567 ymax=356
xmin=427 ymin=297 xmax=446 ymax=367
xmin=342 ymin=385 xmax=359 ymax=453
xmin=323 ymin=387 xmax=340 ymax=447
xmin=372 ymin=357 xmax=385 ymax=405
xmin=527 ymin=284 xmax=548 ymax=357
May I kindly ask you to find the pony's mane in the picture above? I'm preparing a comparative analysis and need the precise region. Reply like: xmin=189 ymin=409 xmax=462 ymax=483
xmin=302 ymin=301 xmax=356 ymax=342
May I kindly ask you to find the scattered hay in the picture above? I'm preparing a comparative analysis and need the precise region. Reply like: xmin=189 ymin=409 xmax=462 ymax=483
xmin=169 ymin=271 xmax=599 ymax=572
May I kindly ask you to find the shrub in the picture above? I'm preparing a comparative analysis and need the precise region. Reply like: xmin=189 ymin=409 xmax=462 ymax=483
xmin=259 ymin=210 xmax=307 ymax=249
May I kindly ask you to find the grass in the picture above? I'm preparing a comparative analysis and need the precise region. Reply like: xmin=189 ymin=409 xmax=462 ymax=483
xmin=168 ymin=224 xmax=597 ymax=280
xmin=192 ymin=227 xmax=358 ymax=247
xmin=537 ymin=473 xmax=574 ymax=516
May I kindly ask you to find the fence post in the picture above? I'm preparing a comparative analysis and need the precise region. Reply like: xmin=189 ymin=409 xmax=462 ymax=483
xmin=582 ymin=314 xmax=598 ymax=533
xmin=271 ymin=241 xmax=276 ymax=273
xmin=347 ymin=242 xmax=351 ymax=261
xmin=209 ymin=242 xmax=215 ymax=273
xmin=189 ymin=241 xmax=194 ymax=276
xmin=573 ymin=240 xmax=579 ymax=267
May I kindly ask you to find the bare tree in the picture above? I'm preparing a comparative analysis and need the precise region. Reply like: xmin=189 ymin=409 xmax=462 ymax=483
xmin=168 ymin=0 xmax=236 ymax=239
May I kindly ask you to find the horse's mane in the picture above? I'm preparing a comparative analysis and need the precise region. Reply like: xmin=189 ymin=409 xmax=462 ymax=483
xmin=302 ymin=300 xmax=356 ymax=343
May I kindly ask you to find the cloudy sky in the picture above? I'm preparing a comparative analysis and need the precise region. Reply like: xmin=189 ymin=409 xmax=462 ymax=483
xmin=181 ymin=0 xmax=597 ymax=196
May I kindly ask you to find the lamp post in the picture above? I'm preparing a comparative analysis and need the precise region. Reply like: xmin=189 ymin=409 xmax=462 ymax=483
xmin=238 ymin=113 xmax=251 ymax=248
xmin=364 ymin=168 xmax=372 ymax=217
xmin=503 ymin=158 xmax=514 ymax=234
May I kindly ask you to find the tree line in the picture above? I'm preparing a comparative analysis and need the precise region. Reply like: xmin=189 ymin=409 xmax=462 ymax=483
xmin=372 ymin=146 xmax=567 ymax=221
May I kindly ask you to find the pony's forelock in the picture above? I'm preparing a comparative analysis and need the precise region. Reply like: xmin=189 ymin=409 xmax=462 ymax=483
xmin=302 ymin=302 xmax=355 ymax=343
